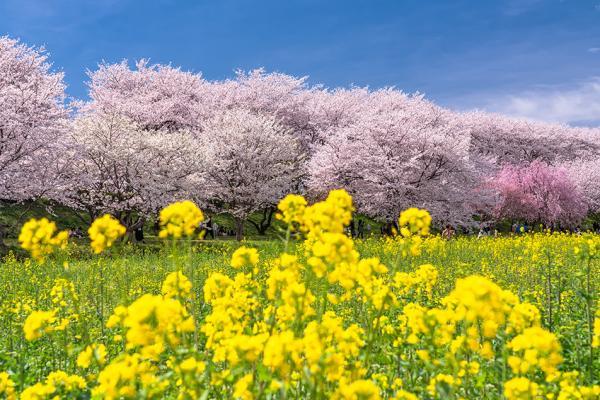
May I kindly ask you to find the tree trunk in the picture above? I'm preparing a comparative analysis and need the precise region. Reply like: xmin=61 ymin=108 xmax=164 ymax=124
xmin=235 ymin=217 xmax=245 ymax=241
xmin=248 ymin=207 xmax=275 ymax=235
xmin=0 ymin=203 xmax=10 ymax=256
xmin=0 ymin=224 xmax=7 ymax=257
xmin=119 ymin=212 xmax=145 ymax=243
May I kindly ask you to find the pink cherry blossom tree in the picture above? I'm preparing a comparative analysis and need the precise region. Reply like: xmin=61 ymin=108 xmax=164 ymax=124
xmin=85 ymin=59 xmax=208 ymax=133
xmin=308 ymin=89 xmax=480 ymax=226
xmin=4 ymin=37 xmax=600 ymax=234
xmin=564 ymin=158 xmax=600 ymax=216
xmin=61 ymin=60 xmax=212 ymax=230
xmin=0 ymin=36 xmax=68 ymax=202
xmin=197 ymin=108 xmax=303 ymax=240
xmin=488 ymin=160 xmax=587 ymax=229
xmin=465 ymin=112 xmax=600 ymax=171
xmin=206 ymin=69 xmax=318 ymax=151
xmin=83 ymin=65 xmax=312 ymax=234
xmin=299 ymin=87 xmax=373 ymax=150
xmin=56 ymin=111 xmax=202 ymax=230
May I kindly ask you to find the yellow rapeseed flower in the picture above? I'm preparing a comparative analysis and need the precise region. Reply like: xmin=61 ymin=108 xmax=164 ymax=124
xmin=393 ymin=390 xmax=418 ymax=400
xmin=23 ymin=310 xmax=57 ymax=341
xmin=508 ymin=326 xmax=563 ymax=376
xmin=20 ymin=370 xmax=86 ymax=399
xmin=301 ymin=189 xmax=354 ymax=237
xmin=88 ymin=214 xmax=126 ymax=254
xmin=77 ymin=343 xmax=107 ymax=369
xmin=504 ymin=377 xmax=539 ymax=400
xmin=93 ymin=354 xmax=163 ymax=398
xmin=158 ymin=200 xmax=204 ymax=239
xmin=233 ymin=373 xmax=253 ymax=400
xmin=231 ymin=246 xmax=259 ymax=270
xmin=18 ymin=218 xmax=68 ymax=261
xmin=427 ymin=374 xmax=459 ymax=397
xmin=0 ymin=372 xmax=16 ymax=400
xmin=398 ymin=208 xmax=431 ymax=237
xmin=161 ymin=271 xmax=193 ymax=300
xmin=334 ymin=379 xmax=381 ymax=400
xmin=276 ymin=194 xmax=307 ymax=227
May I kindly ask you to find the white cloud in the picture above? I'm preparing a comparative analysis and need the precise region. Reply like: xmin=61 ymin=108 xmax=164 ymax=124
xmin=589 ymin=47 xmax=600 ymax=53
xmin=482 ymin=78 xmax=600 ymax=126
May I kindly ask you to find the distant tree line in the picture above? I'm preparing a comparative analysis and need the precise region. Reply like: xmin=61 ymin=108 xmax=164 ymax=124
xmin=1 ymin=36 xmax=599 ymax=239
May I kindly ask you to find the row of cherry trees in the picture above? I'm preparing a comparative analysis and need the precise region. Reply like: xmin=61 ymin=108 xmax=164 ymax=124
xmin=1 ymin=36 xmax=599 ymax=237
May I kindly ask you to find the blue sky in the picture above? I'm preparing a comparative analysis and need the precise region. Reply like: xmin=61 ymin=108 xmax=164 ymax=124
xmin=2 ymin=0 xmax=600 ymax=125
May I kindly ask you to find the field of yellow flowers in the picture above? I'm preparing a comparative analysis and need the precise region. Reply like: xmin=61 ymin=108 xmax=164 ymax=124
xmin=0 ymin=190 xmax=598 ymax=399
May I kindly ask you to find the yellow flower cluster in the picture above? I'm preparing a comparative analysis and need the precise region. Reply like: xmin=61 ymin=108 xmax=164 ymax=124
xmin=176 ymin=356 xmax=207 ymax=399
xmin=309 ymin=232 xmax=359 ymax=278
xmin=23 ymin=310 xmax=57 ymax=341
xmin=507 ymin=301 xmax=542 ymax=334
xmin=201 ymin=272 xmax=264 ymax=366
xmin=83 ymin=272 xmax=201 ymax=398
xmin=381 ymin=208 xmax=433 ymax=258
xmin=158 ymin=200 xmax=204 ymax=239
xmin=18 ymin=217 xmax=68 ymax=261
xmin=88 ymin=214 xmax=126 ymax=254
xmin=20 ymin=371 xmax=85 ymax=399
xmin=443 ymin=275 xmax=520 ymax=357
xmin=77 ymin=343 xmax=107 ymax=369
xmin=393 ymin=263 xmax=439 ymax=299
xmin=302 ymin=189 xmax=354 ymax=238
xmin=428 ymin=373 xmax=460 ymax=397
xmin=400 ymin=303 xmax=456 ymax=347
xmin=398 ymin=207 xmax=431 ymax=237
xmin=230 ymin=246 xmax=259 ymax=270
xmin=0 ymin=372 xmax=16 ymax=400
xmin=23 ymin=278 xmax=80 ymax=341
xmin=161 ymin=271 xmax=193 ymax=300
xmin=551 ymin=371 xmax=600 ymax=399
xmin=265 ymin=253 xmax=315 ymax=327
xmin=508 ymin=327 xmax=563 ymax=376
xmin=504 ymin=377 xmax=539 ymax=400
xmin=334 ymin=379 xmax=381 ymax=400
xmin=276 ymin=193 xmax=307 ymax=227
xmin=302 ymin=312 xmax=364 ymax=381
xmin=92 ymin=354 xmax=165 ymax=399
xmin=106 ymin=293 xmax=195 ymax=359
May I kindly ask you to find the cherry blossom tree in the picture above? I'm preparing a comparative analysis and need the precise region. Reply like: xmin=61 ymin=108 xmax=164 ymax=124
xmin=488 ymin=161 xmax=587 ymax=228
xmin=85 ymin=59 xmax=208 ymax=133
xmin=299 ymin=87 xmax=373 ymax=149
xmin=0 ymin=36 xmax=68 ymax=202
xmin=465 ymin=112 xmax=600 ymax=170
xmin=86 ymin=63 xmax=331 ymax=151
xmin=56 ymin=111 xmax=202 ymax=230
xmin=4 ymin=38 xmax=600 ymax=234
xmin=564 ymin=158 xmax=600 ymax=216
xmin=197 ymin=108 xmax=303 ymax=240
xmin=206 ymin=69 xmax=319 ymax=151
xmin=65 ymin=60 xmax=214 ymax=230
xmin=308 ymin=89 xmax=480 ymax=226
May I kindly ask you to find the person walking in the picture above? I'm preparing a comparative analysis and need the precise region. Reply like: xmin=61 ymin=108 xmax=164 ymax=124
xmin=442 ymin=224 xmax=455 ymax=240
xmin=206 ymin=217 xmax=214 ymax=239
xmin=135 ymin=226 xmax=144 ymax=243
xmin=357 ymin=219 xmax=365 ymax=238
